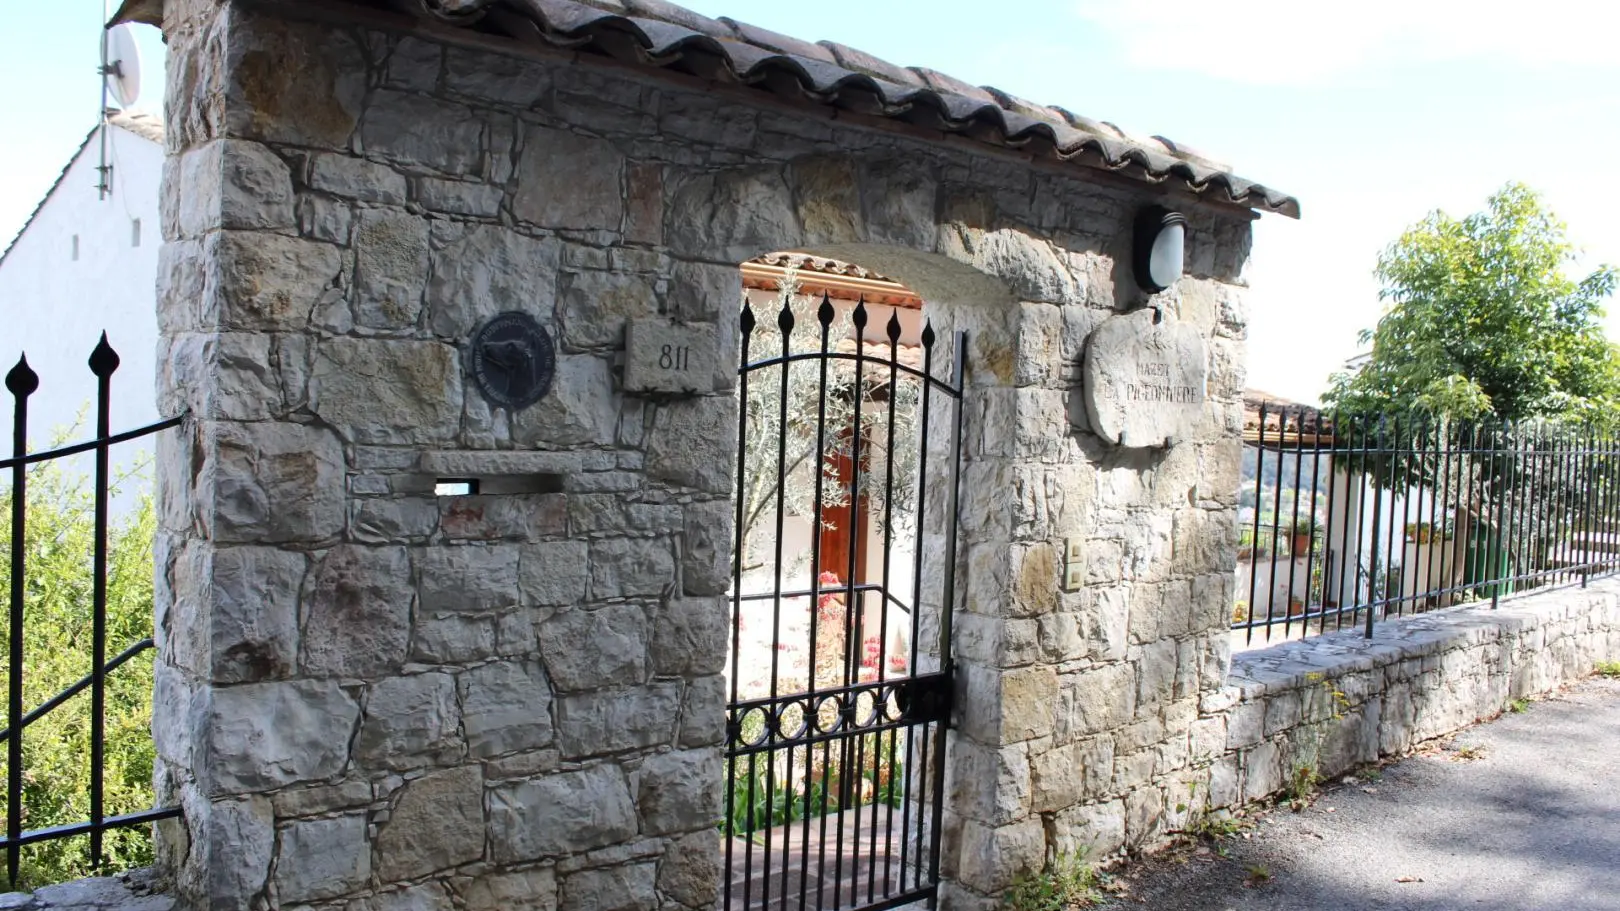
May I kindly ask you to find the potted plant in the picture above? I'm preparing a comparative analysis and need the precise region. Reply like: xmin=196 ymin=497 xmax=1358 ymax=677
xmin=1288 ymin=596 xmax=1306 ymax=618
xmin=1290 ymin=517 xmax=1317 ymax=556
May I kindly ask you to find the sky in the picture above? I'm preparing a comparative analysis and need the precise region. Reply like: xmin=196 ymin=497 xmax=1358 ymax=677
xmin=2 ymin=1 xmax=1618 ymax=405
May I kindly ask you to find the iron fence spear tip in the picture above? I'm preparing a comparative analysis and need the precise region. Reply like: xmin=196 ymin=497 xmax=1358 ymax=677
xmin=89 ymin=334 xmax=121 ymax=377
xmin=4 ymin=357 xmax=38 ymax=397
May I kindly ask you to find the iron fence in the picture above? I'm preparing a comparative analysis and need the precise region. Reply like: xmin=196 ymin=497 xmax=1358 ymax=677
xmin=1236 ymin=403 xmax=1620 ymax=644
xmin=3 ymin=335 xmax=181 ymax=887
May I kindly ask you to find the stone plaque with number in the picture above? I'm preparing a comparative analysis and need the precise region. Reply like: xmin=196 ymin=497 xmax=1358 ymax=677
xmin=624 ymin=318 xmax=719 ymax=395
xmin=1082 ymin=308 xmax=1208 ymax=449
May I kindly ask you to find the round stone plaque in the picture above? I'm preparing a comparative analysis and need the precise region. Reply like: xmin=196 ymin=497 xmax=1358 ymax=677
xmin=1082 ymin=308 xmax=1208 ymax=449
xmin=470 ymin=311 xmax=556 ymax=410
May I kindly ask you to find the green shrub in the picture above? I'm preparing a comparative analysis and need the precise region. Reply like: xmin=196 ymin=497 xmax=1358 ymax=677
xmin=0 ymin=457 xmax=157 ymax=889
xmin=1003 ymin=852 xmax=1104 ymax=911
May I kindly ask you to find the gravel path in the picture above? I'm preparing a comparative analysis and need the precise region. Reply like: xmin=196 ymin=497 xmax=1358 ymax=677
xmin=1104 ymin=675 xmax=1620 ymax=911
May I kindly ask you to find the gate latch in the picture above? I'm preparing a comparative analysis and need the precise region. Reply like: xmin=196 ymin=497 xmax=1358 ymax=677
xmin=895 ymin=672 xmax=953 ymax=724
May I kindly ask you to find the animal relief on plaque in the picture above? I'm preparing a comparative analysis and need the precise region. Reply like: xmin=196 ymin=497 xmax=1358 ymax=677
xmin=1082 ymin=308 xmax=1208 ymax=448
xmin=470 ymin=311 xmax=556 ymax=410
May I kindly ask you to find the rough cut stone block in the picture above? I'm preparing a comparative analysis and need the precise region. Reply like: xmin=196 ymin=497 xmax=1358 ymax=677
xmin=445 ymin=45 xmax=551 ymax=105
xmin=954 ymin=817 xmax=1044 ymax=894
xmin=362 ymin=91 xmax=484 ymax=175
xmin=301 ymin=545 xmax=413 ymax=678
xmin=664 ymin=168 xmax=797 ymax=261
xmin=559 ymin=271 xmax=660 ymax=351
xmin=309 ymin=153 xmax=408 ymax=204
xmin=459 ymin=661 xmax=555 ymax=758
xmin=310 ymin=338 xmax=462 ymax=446
xmin=658 ymin=831 xmax=719 ymax=907
xmin=426 ymin=224 xmax=558 ymax=340
xmin=357 ymin=673 xmax=462 ymax=769
xmin=347 ymin=883 xmax=455 ymax=911
xmin=207 ymin=231 xmax=344 ymax=332
xmin=637 ymin=748 xmax=721 ymax=836
xmin=460 ymin=868 xmax=557 ymax=911
xmin=678 ymin=675 xmax=727 ymax=749
xmin=273 ymin=813 xmax=370 ymax=902
xmin=681 ymin=500 xmax=733 ymax=597
xmin=645 ymin=397 xmax=735 ymax=495
xmin=510 ymin=355 xmax=620 ymax=448
xmin=519 ymin=541 xmax=591 ymax=606
xmin=440 ymin=494 xmax=568 ymax=542
xmin=206 ymin=795 xmax=274 ymax=908
xmin=376 ymin=766 xmax=485 ymax=880
xmin=411 ymin=613 xmax=498 ymax=665
xmin=1030 ymin=737 xmax=1114 ymax=813
xmin=559 ymin=863 xmax=657 ymax=911
xmin=227 ymin=14 xmax=364 ymax=148
xmin=207 ymin=680 xmax=358 ymax=795
xmin=417 ymin=178 xmax=503 ymax=220
xmin=420 ymin=546 xmax=521 ymax=614
xmin=209 ymin=546 xmax=305 ymax=684
xmin=419 ymin=450 xmax=583 ymax=477
xmin=945 ymin=737 xmax=1030 ymax=826
xmin=623 ymin=319 xmax=720 ymax=394
xmin=353 ymin=208 xmax=430 ymax=330
xmin=555 ymin=684 xmax=680 ymax=758
xmin=179 ymin=139 xmax=297 ymax=235
xmin=489 ymin=764 xmax=636 ymax=862
xmin=513 ymin=127 xmax=624 ymax=230
xmin=650 ymin=597 xmax=728 ymax=677
xmin=540 ymin=604 xmax=649 ymax=692
xmin=587 ymin=538 xmax=676 ymax=601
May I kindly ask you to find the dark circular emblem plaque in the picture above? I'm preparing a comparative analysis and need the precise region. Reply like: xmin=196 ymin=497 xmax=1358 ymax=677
xmin=470 ymin=312 xmax=556 ymax=410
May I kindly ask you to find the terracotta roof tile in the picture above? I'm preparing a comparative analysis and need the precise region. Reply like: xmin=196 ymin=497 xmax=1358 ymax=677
xmin=113 ymin=0 xmax=1299 ymax=217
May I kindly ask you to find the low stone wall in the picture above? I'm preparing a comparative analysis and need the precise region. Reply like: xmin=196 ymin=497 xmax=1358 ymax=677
xmin=0 ymin=869 xmax=171 ymax=911
xmin=1203 ymin=580 xmax=1620 ymax=814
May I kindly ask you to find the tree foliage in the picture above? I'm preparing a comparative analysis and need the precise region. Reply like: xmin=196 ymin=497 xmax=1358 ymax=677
xmin=738 ymin=273 xmax=921 ymax=575
xmin=0 ymin=457 xmax=157 ymax=889
xmin=1325 ymin=183 xmax=1620 ymax=424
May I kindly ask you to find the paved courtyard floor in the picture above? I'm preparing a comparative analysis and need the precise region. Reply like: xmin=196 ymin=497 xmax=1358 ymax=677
xmin=1105 ymin=675 xmax=1620 ymax=911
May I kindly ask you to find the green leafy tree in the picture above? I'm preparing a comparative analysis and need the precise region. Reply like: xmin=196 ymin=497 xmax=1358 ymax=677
xmin=1325 ymin=183 xmax=1620 ymax=423
xmin=1323 ymin=185 xmax=1620 ymax=601
xmin=0 ymin=455 xmax=157 ymax=889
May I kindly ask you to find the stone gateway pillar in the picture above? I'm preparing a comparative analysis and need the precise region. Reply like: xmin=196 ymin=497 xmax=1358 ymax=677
xmin=136 ymin=1 xmax=1293 ymax=909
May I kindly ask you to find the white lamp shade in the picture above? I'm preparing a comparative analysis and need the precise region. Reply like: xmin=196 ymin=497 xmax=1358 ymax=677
xmin=1148 ymin=221 xmax=1185 ymax=290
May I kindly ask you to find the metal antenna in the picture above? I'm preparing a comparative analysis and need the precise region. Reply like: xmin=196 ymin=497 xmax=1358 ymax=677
xmin=96 ymin=0 xmax=112 ymax=201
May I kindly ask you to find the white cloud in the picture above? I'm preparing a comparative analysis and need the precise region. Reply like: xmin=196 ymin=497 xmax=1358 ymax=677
xmin=1072 ymin=0 xmax=1620 ymax=83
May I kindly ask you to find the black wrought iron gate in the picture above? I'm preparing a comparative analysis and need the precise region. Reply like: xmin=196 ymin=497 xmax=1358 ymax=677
xmin=724 ymin=293 xmax=965 ymax=911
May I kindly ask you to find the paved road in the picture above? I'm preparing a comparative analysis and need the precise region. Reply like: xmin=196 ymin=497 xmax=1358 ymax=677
xmin=1107 ymin=676 xmax=1620 ymax=911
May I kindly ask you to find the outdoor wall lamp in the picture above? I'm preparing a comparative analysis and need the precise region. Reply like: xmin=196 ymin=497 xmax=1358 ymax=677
xmin=1133 ymin=206 xmax=1187 ymax=294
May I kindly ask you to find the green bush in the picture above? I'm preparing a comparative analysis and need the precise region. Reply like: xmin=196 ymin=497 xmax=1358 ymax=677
xmin=0 ymin=456 xmax=158 ymax=889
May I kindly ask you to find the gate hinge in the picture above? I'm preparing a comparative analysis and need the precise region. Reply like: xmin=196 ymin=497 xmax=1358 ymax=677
xmin=896 ymin=672 xmax=953 ymax=725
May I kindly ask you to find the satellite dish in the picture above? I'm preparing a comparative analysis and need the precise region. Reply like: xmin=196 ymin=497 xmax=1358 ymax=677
xmin=102 ymin=24 xmax=142 ymax=109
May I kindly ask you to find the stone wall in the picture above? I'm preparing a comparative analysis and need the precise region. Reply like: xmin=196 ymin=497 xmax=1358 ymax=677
xmin=150 ymin=3 xmax=1256 ymax=910
xmin=1200 ymin=582 xmax=1620 ymax=814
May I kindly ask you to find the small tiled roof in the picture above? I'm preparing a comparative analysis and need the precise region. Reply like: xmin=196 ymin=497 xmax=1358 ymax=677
xmin=114 ymin=0 xmax=1298 ymax=218
xmin=1244 ymin=389 xmax=1334 ymax=445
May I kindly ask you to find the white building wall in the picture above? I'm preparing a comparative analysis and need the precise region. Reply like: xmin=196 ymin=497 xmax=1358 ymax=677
xmin=0 ymin=121 xmax=163 ymax=445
